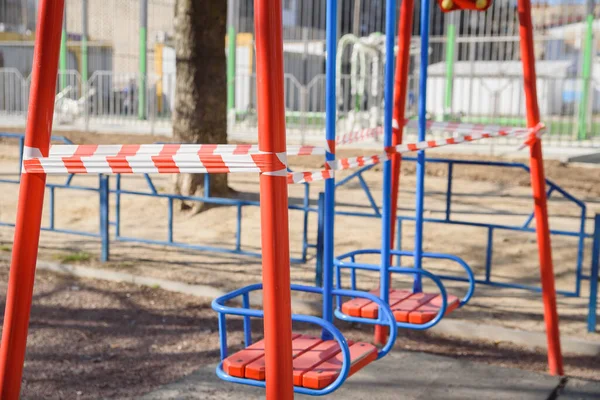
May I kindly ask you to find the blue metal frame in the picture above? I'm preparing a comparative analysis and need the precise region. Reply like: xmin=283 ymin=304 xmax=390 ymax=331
xmin=377 ymin=0 xmax=396 ymax=315
xmin=211 ymin=283 xmax=397 ymax=396
xmin=111 ymin=173 xmax=315 ymax=264
xmin=588 ymin=214 xmax=600 ymax=332
xmin=321 ymin=0 xmax=337 ymax=341
xmin=0 ymin=132 xmax=317 ymax=264
xmin=326 ymin=157 xmax=591 ymax=298
xmin=413 ymin=0 xmax=432 ymax=293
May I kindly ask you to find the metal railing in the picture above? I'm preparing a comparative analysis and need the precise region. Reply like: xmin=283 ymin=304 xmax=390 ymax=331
xmin=2 ymin=68 xmax=599 ymax=146
xmin=0 ymin=132 xmax=317 ymax=264
xmin=312 ymin=157 xmax=600 ymax=331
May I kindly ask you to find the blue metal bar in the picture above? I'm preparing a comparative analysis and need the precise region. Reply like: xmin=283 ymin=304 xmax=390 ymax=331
xmin=396 ymin=218 xmax=403 ymax=267
xmin=236 ymin=204 xmax=242 ymax=251
xmin=115 ymin=174 xmax=122 ymax=238
xmin=315 ymin=192 xmax=325 ymax=287
xmin=143 ymin=174 xmax=158 ymax=194
xmin=379 ymin=0 xmax=396 ymax=309
xmin=168 ymin=197 xmax=174 ymax=243
xmin=99 ymin=175 xmax=110 ymax=262
xmin=413 ymin=0 xmax=431 ymax=293
xmin=65 ymin=174 xmax=75 ymax=186
xmin=358 ymin=174 xmax=381 ymax=217
xmin=218 ymin=312 xmax=227 ymax=360
xmin=204 ymin=173 xmax=211 ymax=198
xmin=334 ymin=211 xmax=588 ymax=238
xmin=523 ymin=187 xmax=554 ymax=229
xmin=321 ymin=0 xmax=337 ymax=340
xmin=588 ymin=214 xmax=599 ymax=332
xmin=242 ymin=292 xmax=252 ymax=346
xmin=575 ymin=205 xmax=587 ymax=297
xmin=49 ymin=187 xmax=55 ymax=230
xmin=0 ymin=224 xmax=102 ymax=238
xmin=302 ymin=183 xmax=310 ymax=262
xmin=445 ymin=162 xmax=453 ymax=221
xmin=335 ymin=164 xmax=377 ymax=188
xmin=485 ymin=228 xmax=494 ymax=282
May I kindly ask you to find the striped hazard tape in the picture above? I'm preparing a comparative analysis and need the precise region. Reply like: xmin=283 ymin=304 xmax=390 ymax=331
xmin=21 ymin=123 xmax=544 ymax=181
xmin=288 ymin=123 xmax=545 ymax=184
xmin=336 ymin=120 xmax=537 ymax=146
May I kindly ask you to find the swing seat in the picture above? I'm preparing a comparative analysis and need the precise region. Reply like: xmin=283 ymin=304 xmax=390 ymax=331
xmin=341 ymin=289 xmax=460 ymax=324
xmin=222 ymin=333 xmax=378 ymax=389
xmin=437 ymin=0 xmax=492 ymax=12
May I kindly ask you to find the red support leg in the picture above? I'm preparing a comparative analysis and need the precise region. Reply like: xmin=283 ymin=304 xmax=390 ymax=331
xmin=517 ymin=0 xmax=564 ymax=377
xmin=374 ymin=0 xmax=415 ymax=346
xmin=0 ymin=1 xmax=65 ymax=398
xmin=254 ymin=0 xmax=295 ymax=398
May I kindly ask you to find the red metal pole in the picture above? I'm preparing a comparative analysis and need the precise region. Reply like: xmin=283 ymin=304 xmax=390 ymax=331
xmin=254 ymin=0 xmax=294 ymax=398
xmin=374 ymin=0 xmax=415 ymax=346
xmin=517 ymin=0 xmax=564 ymax=376
xmin=0 ymin=1 xmax=65 ymax=398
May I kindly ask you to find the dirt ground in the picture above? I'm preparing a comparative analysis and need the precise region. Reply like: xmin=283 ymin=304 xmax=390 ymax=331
xmin=1 ymin=130 xmax=600 ymax=342
xmin=1 ymin=265 xmax=598 ymax=400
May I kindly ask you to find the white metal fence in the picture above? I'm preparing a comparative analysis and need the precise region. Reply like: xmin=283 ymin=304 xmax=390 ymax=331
xmin=0 ymin=67 xmax=599 ymax=147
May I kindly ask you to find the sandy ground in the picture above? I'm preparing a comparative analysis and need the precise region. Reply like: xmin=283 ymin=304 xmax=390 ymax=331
xmin=1 ymin=265 xmax=599 ymax=400
xmin=1 ymin=133 xmax=600 ymax=342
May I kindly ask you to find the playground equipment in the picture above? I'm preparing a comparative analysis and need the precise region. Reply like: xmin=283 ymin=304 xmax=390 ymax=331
xmin=336 ymin=33 xmax=422 ymax=134
xmin=0 ymin=0 xmax=567 ymax=400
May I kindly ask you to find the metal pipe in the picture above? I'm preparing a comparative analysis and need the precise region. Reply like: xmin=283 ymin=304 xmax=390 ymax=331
xmin=139 ymin=0 xmax=148 ymax=120
xmin=414 ymin=0 xmax=432 ymax=294
xmin=587 ymin=214 xmax=599 ymax=332
xmin=321 ymin=0 xmax=338 ymax=340
xmin=518 ymin=0 xmax=564 ymax=376
xmin=254 ymin=0 xmax=294 ymax=397
xmin=0 ymin=1 xmax=65 ymax=397
xmin=444 ymin=12 xmax=457 ymax=117
xmin=577 ymin=0 xmax=595 ymax=140
xmin=100 ymin=175 xmax=110 ymax=262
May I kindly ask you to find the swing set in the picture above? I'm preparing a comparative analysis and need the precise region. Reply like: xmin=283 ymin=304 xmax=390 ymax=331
xmin=0 ymin=0 xmax=563 ymax=398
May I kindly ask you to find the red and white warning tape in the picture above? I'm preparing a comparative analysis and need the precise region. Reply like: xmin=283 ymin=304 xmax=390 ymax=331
xmin=46 ymin=143 xmax=322 ymax=158
xmin=288 ymin=123 xmax=545 ymax=184
xmin=336 ymin=120 xmax=537 ymax=146
xmin=21 ymin=122 xmax=544 ymax=181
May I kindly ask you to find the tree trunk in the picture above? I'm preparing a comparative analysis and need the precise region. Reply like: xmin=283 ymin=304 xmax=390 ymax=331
xmin=173 ymin=0 xmax=231 ymax=212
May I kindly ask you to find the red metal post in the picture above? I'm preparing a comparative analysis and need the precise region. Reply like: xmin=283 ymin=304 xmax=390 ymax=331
xmin=0 ymin=1 xmax=65 ymax=398
xmin=517 ymin=0 xmax=564 ymax=376
xmin=374 ymin=0 xmax=415 ymax=345
xmin=254 ymin=0 xmax=295 ymax=398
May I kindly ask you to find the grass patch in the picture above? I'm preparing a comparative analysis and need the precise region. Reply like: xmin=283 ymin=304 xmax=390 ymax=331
xmin=0 ymin=245 xmax=11 ymax=253
xmin=55 ymin=251 xmax=92 ymax=264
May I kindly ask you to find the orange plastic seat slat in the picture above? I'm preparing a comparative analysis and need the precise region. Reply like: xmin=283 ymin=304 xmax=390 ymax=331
xmin=392 ymin=292 xmax=438 ymax=322
xmin=341 ymin=297 xmax=372 ymax=317
xmin=245 ymin=335 xmax=323 ymax=381
xmin=302 ymin=342 xmax=378 ymax=389
xmin=292 ymin=340 xmax=350 ymax=386
xmin=408 ymin=294 xmax=460 ymax=324
xmin=360 ymin=289 xmax=413 ymax=319
xmin=223 ymin=333 xmax=301 ymax=378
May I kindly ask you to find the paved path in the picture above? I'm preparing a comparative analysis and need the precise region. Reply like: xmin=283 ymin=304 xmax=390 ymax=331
xmin=142 ymin=351 xmax=600 ymax=399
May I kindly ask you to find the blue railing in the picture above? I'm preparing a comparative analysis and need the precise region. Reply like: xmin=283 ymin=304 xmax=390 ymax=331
xmin=112 ymin=173 xmax=316 ymax=263
xmin=317 ymin=156 xmax=599 ymax=331
xmin=0 ymin=133 xmax=111 ymax=259
xmin=0 ymin=132 xmax=316 ymax=264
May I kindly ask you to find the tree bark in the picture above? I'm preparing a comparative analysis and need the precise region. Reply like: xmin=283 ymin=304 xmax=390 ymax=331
xmin=173 ymin=0 xmax=231 ymax=212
